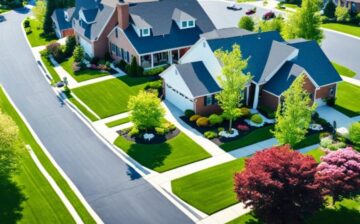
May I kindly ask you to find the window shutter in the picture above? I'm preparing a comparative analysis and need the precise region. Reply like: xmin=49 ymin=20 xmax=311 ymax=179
xmin=204 ymin=96 xmax=207 ymax=106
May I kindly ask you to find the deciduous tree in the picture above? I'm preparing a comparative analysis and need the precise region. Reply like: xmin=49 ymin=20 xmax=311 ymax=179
xmin=215 ymin=44 xmax=251 ymax=131
xmin=32 ymin=0 xmax=46 ymax=23
xmin=273 ymin=75 xmax=316 ymax=147
xmin=234 ymin=145 xmax=323 ymax=224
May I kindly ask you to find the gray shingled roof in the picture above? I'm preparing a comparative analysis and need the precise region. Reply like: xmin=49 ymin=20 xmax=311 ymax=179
xmin=172 ymin=8 xmax=196 ymax=22
xmin=130 ymin=14 xmax=152 ymax=29
xmin=201 ymin=28 xmax=253 ymax=40
xmin=51 ymin=8 xmax=75 ymax=30
xmin=175 ymin=62 xmax=221 ymax=97
xmin=81 ymin=8 xmax=98 ymax=23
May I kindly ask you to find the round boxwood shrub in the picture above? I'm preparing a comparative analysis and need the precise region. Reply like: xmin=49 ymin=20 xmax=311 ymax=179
xmin=155 ymin=127 xmax=166 ymax=135
xmin=196 ymin=117 xmax=209 ymax=127
xmin=240 ymin=107 xmax=251 ymax=119
xmin=209 ymin=114 xmax=223 ymax=126
xmin=184 ymin=109 xmax=195 ymax=118
xmin=190 ymin=115 xmax=201 ymax=122
xmin=251 ymin=114 xmax=263 ymax=124
xmin=204 ymin=131 xmax=218 ymax=139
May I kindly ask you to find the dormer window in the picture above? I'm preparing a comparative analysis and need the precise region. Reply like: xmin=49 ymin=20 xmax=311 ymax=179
xmin=172 ymin=8 xmax=196 ymax=30
xmin=180 ymin=20 xmax=195 ymax=29
xmin=130 ymin=14 xmax=152 ymax=38
xmin=142 ymin=28 xmax=150 ymax=37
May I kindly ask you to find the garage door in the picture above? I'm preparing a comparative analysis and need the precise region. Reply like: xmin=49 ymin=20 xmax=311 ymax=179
xmin=165 ymin=84 xmax=193 ymax=112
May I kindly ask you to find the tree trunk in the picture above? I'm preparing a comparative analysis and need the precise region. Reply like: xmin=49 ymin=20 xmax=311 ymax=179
xmin=229 ymin=119 xmax=233 ymax=132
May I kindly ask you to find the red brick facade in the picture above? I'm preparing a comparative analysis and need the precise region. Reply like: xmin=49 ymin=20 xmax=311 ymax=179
xmin=259 ymin=90 xmax=279 ymax=111
xmin=195 ymin=96 xmax=221 ymax=116
xmin=62 ymin=28 xmax=74 ymax=37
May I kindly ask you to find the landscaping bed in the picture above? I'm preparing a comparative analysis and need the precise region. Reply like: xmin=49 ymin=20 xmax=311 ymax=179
xmin=114 ymin=131 xmax=211 ymax=173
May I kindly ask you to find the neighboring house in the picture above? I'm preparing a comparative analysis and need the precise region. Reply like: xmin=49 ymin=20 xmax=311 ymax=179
xmin=107 ymin=0 xmax=215 ymax=68
xmin=161 ymin=28 xmax=342 ymax=116
xmin=51 ymin=8 xmax=75 ymax=38
xmin=340 ymin=0 xmax=360 ymax=12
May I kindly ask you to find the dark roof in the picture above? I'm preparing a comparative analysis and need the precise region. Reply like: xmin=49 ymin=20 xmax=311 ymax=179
xmin=73 ymin=4 xmax=115 ymax=41
xmin=172 ymin=8 xmax=196 ymax=22
xmin=207 ymin=31 xmax=285 ymax=83
xmin=201 ymin=28 xmax=253 ymax=40
xmin=51 ymin=8 xmax=74 ymax=30
xmin=124 ymin=0 xmax=215 ymax=53
xmin=175 ymin=62 xmax=221 ymax=97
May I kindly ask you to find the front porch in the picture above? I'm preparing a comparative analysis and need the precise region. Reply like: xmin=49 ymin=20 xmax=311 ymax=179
xmin=140 ymin=47 xmax=190 ymax=69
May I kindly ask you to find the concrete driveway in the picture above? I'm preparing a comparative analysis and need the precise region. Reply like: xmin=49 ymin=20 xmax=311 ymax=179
xmin=0 ymin=6 xmax=192 ymax=224
xmin=199 ymin=0 xmax=360 ymax=78
xmin=317 ymin=106 xmax=360 ymax=130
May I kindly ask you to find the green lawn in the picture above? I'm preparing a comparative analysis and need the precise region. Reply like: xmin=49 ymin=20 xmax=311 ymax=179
xmin=220 ymin=125 xmax=274 ymax=152
xmin=63 ymin=91 xmax=99 ymax=122
xmin=305 ymin=148 xmax=325 ymax=162
xmin=332 ymin=62 xmax=357 ymax=78
xmin=60 ymin=57 xmax=109 ymax=82
xmin=293 ymin=132 xmax=320 ymax=150
xmin=0 ymin=8 xmax=9 ymax=14
xmin=106 ymin=117 xmax=131 ymax=128
xmin=25 ymin=19 xmax=57 ymax=47
xmin=227 ymin=198 xmax=360 ymax=224
xmin=334 ymin=82 xmax=360 ymax=117
xmin=322 ymin=23 xmax=360 ymax=38
xmin=40 ymin=54 xmax=61 ymax=83
xmin=0 ymin=88 xmax=95 ymax=224
xmin=72 ymin=76 xmax=154 ymax=118
xmin=283 ymin=3 xmax=300 ymax=9
xmin=114 ymin=132 xmax=210 ymax=173
xmin=172 ymin=149 xmax=324 ymax=215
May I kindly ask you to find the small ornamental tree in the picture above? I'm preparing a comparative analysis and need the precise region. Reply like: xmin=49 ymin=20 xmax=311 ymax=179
xmin=335 ymin=5 xmax=350 ymax=22
xmin=73 ymin=45 xmax=85 ymax=63
xmin=215 ymin=44 xmax=252 ymax=131
xmin=238 ymin=16 xmax=255 ymax=31
xmin=316 ymin=147 xmax=360 ymax=202
xmin=128 ymin=90 xmax=165 ymax=131
xmin=32 ymin=0 xmax=46 ymax=23
xmin=234 ymin=145 xmax=323 ymax=224
xmin=273 ymin=75 xmax=316 ymax=147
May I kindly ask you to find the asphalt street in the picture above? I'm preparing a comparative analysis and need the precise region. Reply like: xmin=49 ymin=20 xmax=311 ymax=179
xmin=0 ymin=7 xmax=192 ymax=224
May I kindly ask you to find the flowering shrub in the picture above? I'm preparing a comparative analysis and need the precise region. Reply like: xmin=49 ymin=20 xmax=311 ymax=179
xmin=316 ymin=147 xmax=360 ymax=201
xmin=237 ymin=124 xmax=250 ymax=132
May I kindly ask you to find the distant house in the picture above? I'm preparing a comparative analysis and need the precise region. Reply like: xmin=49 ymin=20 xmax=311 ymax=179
xmin=51 ymin=8 xmax=75 ymax=38
xmin=161 ymin=28 xmax=342 ymax=115
xmin=340 ymin=0 xmax=360 ymax=12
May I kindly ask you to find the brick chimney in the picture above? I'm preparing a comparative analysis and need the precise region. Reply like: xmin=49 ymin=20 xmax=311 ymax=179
xmin=117 ymin=3 xmax=129 ymax=30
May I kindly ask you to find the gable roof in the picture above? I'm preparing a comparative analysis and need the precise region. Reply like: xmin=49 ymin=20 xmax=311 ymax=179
xmin=175 ymin=62 xmax=221 ymax=97
xmin=130 ymin=14 xmax=152 ymax=29
xmin=51 ymin=8 xmax=75 ymax=30
xmin=81 ymin=8 xmax=98 ymax=23
xmin=172 ymin=8 xmax=196 ymax=22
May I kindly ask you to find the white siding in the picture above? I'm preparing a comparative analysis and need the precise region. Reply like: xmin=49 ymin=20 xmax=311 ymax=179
xmin=79 ymin=37 xmax=94 ymax=58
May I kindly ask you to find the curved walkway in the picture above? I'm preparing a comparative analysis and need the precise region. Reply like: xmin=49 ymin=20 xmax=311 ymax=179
xmin=0 ymin=6 xmax=192 ymax=224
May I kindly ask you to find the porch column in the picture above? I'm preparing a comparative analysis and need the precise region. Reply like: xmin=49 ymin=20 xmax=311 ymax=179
xmin=151 ymin=53 xmax=154 ymax=68
xmin=252 ymin=84 xmax=260 ymax=109
xmin=168 ymin=50 xmax=172 ymax=64
xmin=246 ymin=86 xmax=250 ymax=105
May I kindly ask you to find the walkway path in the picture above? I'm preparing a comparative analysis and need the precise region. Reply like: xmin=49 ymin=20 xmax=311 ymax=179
xmin=317 ymin=106 xmax=359 ymax=130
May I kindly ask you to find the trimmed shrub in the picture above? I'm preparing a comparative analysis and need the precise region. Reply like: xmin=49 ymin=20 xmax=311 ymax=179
xmin=73 ymin=45 xmax=85 ymax=63
xmin=335 ymin=6 xmax=350 ymax=22
xmin=238 ymin=16 xmax=255 ymax=31
xmin=208 ymin=114 xmax=223 ymax=126
xmin=240 ymin=107 xmax=252 ymax=119
xmin=184 ymin=109 xmax=195 ymax=118
xmin=126 ymin=56 xmax=144 ymax=76
xmin=189 ymin=115 xmax=201 ymax=122
xmin=251 ymin=114 xmax=263 ymax=124
xmin=237 ymin=124 xmax=250 ymax=132
xmin=117 ymin=60 xmax=127 ymax=71
xmin=143 ymin=66 xmax=167 ymax=76
xmin=155 ymin=127 xmax=166 ymax=135
xmin=204 ymin=131 xmax=218 ymax=139
xmin=349 ymin=122 xmax=360 ymax=145
xmin=161 ymin=122 xmax=176 ymax=132
xmin=218 ymin=127 xmax=225 ymax=132
xmin=145 ymin=80 xmax=163 ymax=91
xmin=46 ymin=41 xmax=65 ymax=62
xmin=320 ymin=132 xmax=331 ymax=139
xmin=196 ymin=117 xmax=209 ymax=127
xmin=129 ymin=127 xmax=139 ymax=137
xmin=326 ymin=97 xmax=335 ymax=106
xmin=64 ymin=35 xmax=76 ymax=57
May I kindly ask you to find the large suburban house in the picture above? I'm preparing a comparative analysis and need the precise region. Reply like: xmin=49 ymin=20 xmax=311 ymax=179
xmin=161 ymin=28 xmax=343 ymax=115
xmin=52 ymin=8 xmax=75 ymax=38
xmin=51 ymin=0 xmax=215 ymax=66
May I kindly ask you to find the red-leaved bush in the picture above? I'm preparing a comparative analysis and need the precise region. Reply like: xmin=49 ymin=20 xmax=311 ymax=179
xmin=316 ymin=147 xmax=360 ymax=201
xmin=234 ymin=145 xmax=323 ymax=224
xmin=237 ymin=124 xmax=250 ymax=132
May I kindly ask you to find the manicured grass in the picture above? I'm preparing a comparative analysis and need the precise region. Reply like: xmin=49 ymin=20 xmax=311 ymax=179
xmin=322 ymin=23 xmax=360 ymax=38
xmin=106 ymin=117 xmax=131 ymax=128
xmin=305 ymin=148 xmax=325 ymax=162
xmin=25 ymin=19 xmax=57 ymax=47
xmin=60 ymin=57 xmax=109 ymax=82
xmin=334 ymin=82 xmax=360 ymax=117
xmin=332 ymin=62 xmax=357 ymax=78
xmin=283 ymin=3 xmax=300 ymax=9
xmin=220 ymin=125 xmax=274 ymax=152
xmin=0 ymin=8 xmax=9 ymax=14
xmin=227 ymin=198 xmax=360 ymax=224
xmin=63 ymin=91 xmax=98 ymax=122
xmin=40 ymin=54 xmax=61 ymax=83
xmin=114 ymin=132 xmax=210 ymax=172
xmin=172 ymin=158 xmax=245 ymax=214
xmin=172 ymin=149 xmax=324 ymax=215
xmin=293 ymin=132 xmax=320 ymax=150
xmin=72 ymin=76 xmax=154 ymax=118
xmin=0 ymin=88 xmax=96 ymax=224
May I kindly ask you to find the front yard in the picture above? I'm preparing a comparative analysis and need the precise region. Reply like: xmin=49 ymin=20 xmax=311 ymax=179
xmin=322 ymin=23 xmax=360 ymax=38
xmin=172 ymin=149 xmax=325 ymax=215
xmin=72 ymin=76 xmax=155 ymax=118
xmin=334 ymin=82 xmax=360 ymax=117
xmin=25 ymin=18 xmax=57 ymax=47
xmin=332 ymin=62 xmax=356 ymax=78
xmin=114 ymin=132 xmax=210 ymax=173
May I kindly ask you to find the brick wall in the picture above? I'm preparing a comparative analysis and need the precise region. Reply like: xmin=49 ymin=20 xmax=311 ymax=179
xmin=315 ymin=83 xmax=337 ymax=99
xmin=62 ymin=28 xmax=74 ymax=37
xmin=195 ymin=96 xmax=221 ymax=116
xmin=259 ymin=90 xmax=279 ymax=111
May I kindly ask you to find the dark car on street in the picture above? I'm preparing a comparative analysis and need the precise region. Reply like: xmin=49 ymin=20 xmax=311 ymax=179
xmin=227 ymin=4 xmax=242 ymax=11
xmin=245 ymin=7 xmax=256 ymax=15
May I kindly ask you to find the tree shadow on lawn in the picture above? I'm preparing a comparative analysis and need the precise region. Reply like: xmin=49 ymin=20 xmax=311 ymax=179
xmin=116 ymin=75 xmax=158 ymax=87
xmin=306 ymin=203 xmax=360 ymax=224
xmin=0 ymin=176 xmax=26 ymax=224
xmin=333 ymin=105 xmax=360 ymax=118
xmin=127 ymin=143 xmax=171 ymax=171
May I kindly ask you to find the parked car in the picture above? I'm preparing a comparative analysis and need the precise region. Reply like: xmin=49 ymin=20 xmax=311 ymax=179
xmin=0 ymin=15 xmax=5 ymax=22
xmin=245 ymin=7 xmax=256 ymax=15
xmin=263 ymin=11 xmax=276 ymax=20
xmin=227 ymin=4 xmax=242 ymax=11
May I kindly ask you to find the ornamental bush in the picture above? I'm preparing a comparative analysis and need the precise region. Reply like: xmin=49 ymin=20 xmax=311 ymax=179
xmin=73 ymin=45 xmax=85 ymax=63
xmin=349 ymin=122 xmax=360 ymax=145
xmin=155 ymin=127 xmax=166 ymax=135
xmin=184 ymin=109 xmax=195 ymax=118
xmin=238 ymin=16 xmax=255 ymax=31
xmin=196 ymin=117 xmax=209 ymax=127
xmin=128 ymin=127 xmax=139 ymax=137
xmin=189 ymin=115 xmax=201 ymax=122
xmin=204 ymin=131 xmax=218 ymax=139
xmin=250 ymin=114 xmax=263 ymax=124
xmin=240 ymin=107 xmax=251 ymax=119
xmin=335 ymin=6 xmax=350 ymax=22
xmin=237 ymin=124 xmax=250 ymax=132
xmin=208 ymin=114 xmax=223 ymax=126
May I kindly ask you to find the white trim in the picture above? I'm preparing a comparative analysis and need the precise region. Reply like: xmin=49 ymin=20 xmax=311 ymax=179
xmin=178 ymin=37 xmax=206 ymax=64
xmin=252 ymin=84 xmax=260 ymax=109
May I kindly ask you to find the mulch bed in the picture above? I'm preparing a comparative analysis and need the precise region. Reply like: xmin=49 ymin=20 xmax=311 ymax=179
xmin=117 ymin=128 xmax=180 ymax=144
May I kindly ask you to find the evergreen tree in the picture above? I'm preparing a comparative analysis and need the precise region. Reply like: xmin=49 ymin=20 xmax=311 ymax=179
xmin=324 ymin=0 xmax=336 ymax=18
xmin=43 ymin=0 xmax=58 ymax=34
